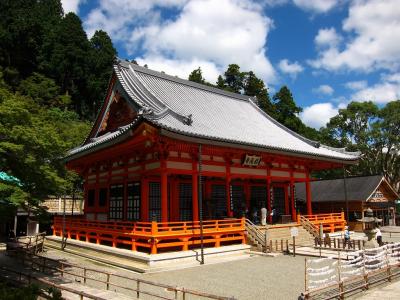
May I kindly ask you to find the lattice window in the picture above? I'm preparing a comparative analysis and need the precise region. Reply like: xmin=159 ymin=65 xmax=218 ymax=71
xmin=87 ymin=189 xmax=95 ymax=207
xmin=273 ymin=187 xmax=285 ymax=215
xmin=149 ymin=182 xmax=161 ymax=222
xmin=211 ymin=184 xmax=227 ymax=218
xmin=179 ymin=183 xmax=192 ymax=221
xmin=99 ymin=188 xmax=108 ymax=207
xmin=109 ymin=184 xmax=124 ymax=220
xmin=250 ymin=186 xmax=267 ymax=210
xmin=127 ymin=182 xmax=140 ymax=221
xmin=231 ymin=185 xmax=246 ymax=218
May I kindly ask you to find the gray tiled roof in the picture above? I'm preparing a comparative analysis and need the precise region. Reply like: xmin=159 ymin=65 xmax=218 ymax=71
xmin=67 ymin=60 xmax=360 ymax=162
xmin=294 ymin=175 xmax=398 ymax=202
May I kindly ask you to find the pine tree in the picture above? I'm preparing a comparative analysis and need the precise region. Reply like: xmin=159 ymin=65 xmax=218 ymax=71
xmin=273 ymin=86 xmax=304 ymax=132
xmin=188 ymin=67 xmax=205 ymax=84
xmin=86 ymin=30 xmax=117 ymax=119
xmin=243 ymin=71 xmax=275 ymax=116
xmin=224 ymin=64 xmax=244 ymax=93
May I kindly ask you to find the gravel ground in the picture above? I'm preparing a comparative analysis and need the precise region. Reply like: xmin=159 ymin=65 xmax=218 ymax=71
xmin=37 ymin=249 xmax=306 ymax=300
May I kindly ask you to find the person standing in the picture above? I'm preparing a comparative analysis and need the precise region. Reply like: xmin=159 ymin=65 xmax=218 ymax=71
xmin=376 ymin=226 xmax=383 ymax=246
xmin=344 ymin=226 xmax=351 ymax=249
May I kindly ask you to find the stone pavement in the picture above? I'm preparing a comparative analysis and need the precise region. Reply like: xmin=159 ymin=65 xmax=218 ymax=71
xmin=353 ymin=280 xmax=400 ymax=300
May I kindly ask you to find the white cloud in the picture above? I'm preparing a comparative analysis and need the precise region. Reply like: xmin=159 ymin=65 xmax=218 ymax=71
xmin=84 ymin=0 xmax=188 ymax=39
xmin=278 ymin=59 xmax=304 ymax=77
xmin=345 ymin=80 xmax=367 ymax=90
xmin=350 ymin=75 xmax=400 ymax=104
xmin=315 ymin=27 xmax=342 ymax=48
xmin=61 ymin=0 xmax=82 ymax=14
xmin=300 ymin=102 xmax=339 ymax=129
xmin=84 ymin=0 xmax=276 ymax=84
xmin=311 ymin=0 xmax=400 ymax=72
xmin=292 ymin=0 xmax=339 ymax=13
xmin=135 ymin=56 xmax=221 ymax=82
xmin=313 ymin=84 xmax=334 ymax=95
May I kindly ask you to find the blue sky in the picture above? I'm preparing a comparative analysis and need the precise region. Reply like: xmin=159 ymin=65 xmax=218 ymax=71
xmin=62 ymin=0 xmax=400 ymax=129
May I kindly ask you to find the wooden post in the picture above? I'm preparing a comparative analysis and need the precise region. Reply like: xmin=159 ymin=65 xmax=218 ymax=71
xmin=84 ymin=268 xmax=87 ymax=284
xmin=226 ymin=172 xmax=232 ymax=217
xmin=293 ymin=236 xmax=296 ymax=257
xmin=141 ymin=177 xmax=149 ymax=221
xmin=267 ymin=176 xmax=271 ymax=223
xmin=106 ymin=273 xmax=110 ymax=290
xmin=281 ymin=239 xmax=284 ymax=252
xmin=136 ymin=280 xmax=140 ymax=298
xmin=290 ymin=178 xmax=296 ymax=221
xmin=286 ymin=240 xmax=289 ymax=253
xmin=161 ymin=169 xmax=168 ymax=222
xmin=192 ymin=165 xmax=199 ymax=222
xmin=150 ymin=221 xmax=158 ymax=254
xmin=284 ymin=185 xmax=290 ymax=215
xmin=304 ymin=258 xmax=307 ymax=292
xmin=305 ymin=172 xmax=312 ymax=215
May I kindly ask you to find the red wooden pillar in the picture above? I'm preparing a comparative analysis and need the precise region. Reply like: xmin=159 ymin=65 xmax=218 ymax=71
xmin=192 ymin=161 xmax=199 ymax=221
xmin=141 ymin=177 xmax=149 ymax=221
xmin=267 ymin=177 xmax=271 ymax=223
xmin=284 ymin=184 xmax=290 ymax=215
xmin=170 ymin=176 xmax=179 ymax=221
xmin=306 ymin=171 xmax=312 ymax=215
xmin=161 ymin=171 xmax=168 ymax=222
xmin=244 ymin=180 xmax=250 ymax=210
xmin=290 ymin=179 xmax=296 ymax=221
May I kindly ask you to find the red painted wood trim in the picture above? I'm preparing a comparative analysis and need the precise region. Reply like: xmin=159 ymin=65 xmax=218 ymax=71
xmin=306 ymin=170 xmax=312 ymax=215
xmin=161 ymin=160 xmax=168 ymax=222
xmin=141 ymin=177 xmax=149 ymax=221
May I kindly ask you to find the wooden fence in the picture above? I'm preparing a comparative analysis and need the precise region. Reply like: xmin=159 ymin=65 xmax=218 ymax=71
xmin=314 ymin=237 xmax=366 ymax=251
xmin=304 ymin=243 xmax=400 ymax=299
xmin=0 ymin=265 xmax=107 ymax=300
xmin=298 ymin=213 xmax=346 ymax=233
xmin=52 ymin=216 xmax=245 ymax=254
xmin=8 ymin=249 xmax=236 ymax=300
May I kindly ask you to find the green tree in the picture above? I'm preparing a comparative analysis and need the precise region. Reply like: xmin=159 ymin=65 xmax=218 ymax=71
xmin=321 ymin=101 xmax=400 ymax=190
xmin=18 ymin=72 xmax=70 ymax=107
xmin=0 ymin=85 xmax=90 ymax=210
xmin=85 ymin=30 xmax=117 ymax=119
xmin=224 ymin=64 xmax=244 ymax=93
xmin=188 ymin=67 xmax=205 ymax=84
xmin=242 ymin=71 xmax=275 ymax=116
xmin=216 ymin=75 xmax=225 ymax=89
xmin=0 ymin=0 xmax=63 ymax=83
xmin=272 ymin=86 xmax=304 ymax=133
xmin=39 ymin=12 xmax=90 ymax=115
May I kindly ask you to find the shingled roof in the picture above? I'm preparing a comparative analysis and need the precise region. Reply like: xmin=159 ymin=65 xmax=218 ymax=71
xmin=295 ymin=175 xmax=399 ymax=203
xmin=67 ymin=60 xmax=360 ymax=162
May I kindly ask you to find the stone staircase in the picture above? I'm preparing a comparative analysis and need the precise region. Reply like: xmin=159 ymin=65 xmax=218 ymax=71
xmin=245 ymin=219 xmax=315 ymax=253
xmin=264 ymin=225 xmax=315 ymax=247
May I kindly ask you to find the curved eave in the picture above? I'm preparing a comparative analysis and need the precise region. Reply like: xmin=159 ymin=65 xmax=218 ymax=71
xmin=155 ymin=125 xmax=359 ymax=165
xmin=64 ymin=117 xmax=143 ymax=163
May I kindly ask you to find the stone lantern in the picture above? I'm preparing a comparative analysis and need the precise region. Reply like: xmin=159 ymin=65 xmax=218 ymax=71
xmin=357 ymin=207 xmax=382 ymax=249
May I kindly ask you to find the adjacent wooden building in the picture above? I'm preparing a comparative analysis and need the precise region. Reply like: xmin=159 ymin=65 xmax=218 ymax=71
xmin=295 ymin=175 xmax=398 ymax=231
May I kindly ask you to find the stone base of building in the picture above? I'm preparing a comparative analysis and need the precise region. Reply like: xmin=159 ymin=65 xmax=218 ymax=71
xmin=45 ymin=235 xmax=251 ymax=273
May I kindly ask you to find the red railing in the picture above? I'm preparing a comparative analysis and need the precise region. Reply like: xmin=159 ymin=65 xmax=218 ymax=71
xmin=297 ymin=212 xmax=346 ymax=233
xmin=52 ymin=217 xmax=246 ymax=254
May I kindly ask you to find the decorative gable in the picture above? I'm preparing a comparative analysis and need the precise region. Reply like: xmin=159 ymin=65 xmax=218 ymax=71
xmin=97 ymin=89 xmax=137 ymax=137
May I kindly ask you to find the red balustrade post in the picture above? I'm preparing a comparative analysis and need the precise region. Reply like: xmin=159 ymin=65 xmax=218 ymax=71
xmin=150 ymin=221 xmax=158 ymax=254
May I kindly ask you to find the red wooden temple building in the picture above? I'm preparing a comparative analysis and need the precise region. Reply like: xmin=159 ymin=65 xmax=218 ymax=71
xmin=53 ymin=60 xmax=359 ymax=254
